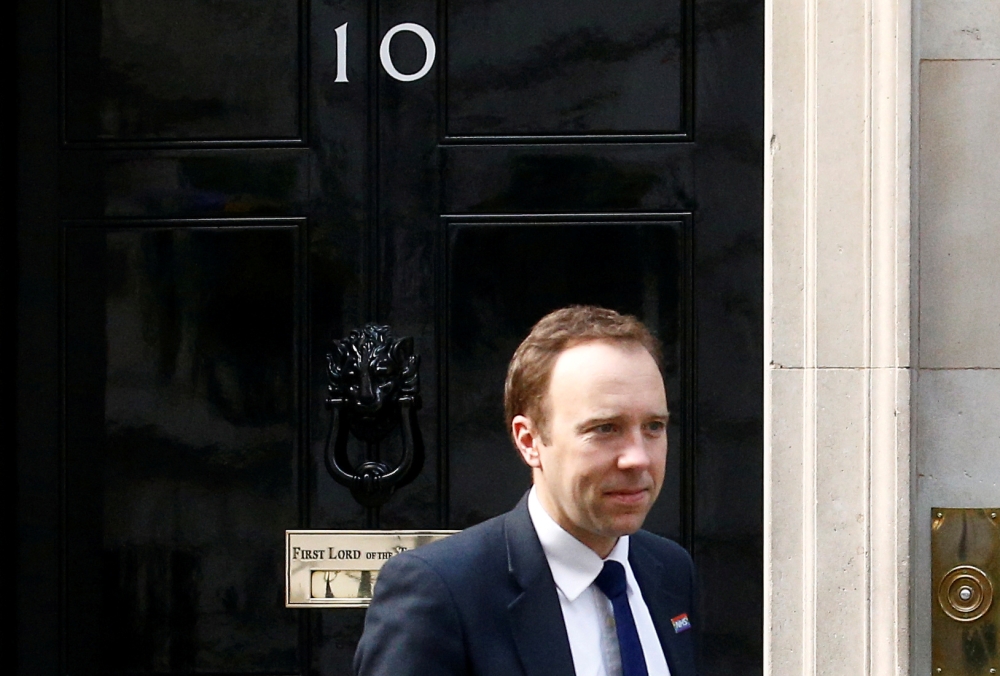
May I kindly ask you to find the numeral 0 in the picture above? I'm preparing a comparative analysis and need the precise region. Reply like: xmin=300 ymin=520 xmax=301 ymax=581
xmin=334 ymin=22 xmax=437 ymax=83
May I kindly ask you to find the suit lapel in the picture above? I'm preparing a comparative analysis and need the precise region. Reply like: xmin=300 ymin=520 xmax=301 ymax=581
xmin=504 ymin=496 xmax=576 ymax=676
xmin=629 ymin=540 xmax=692 ymax=676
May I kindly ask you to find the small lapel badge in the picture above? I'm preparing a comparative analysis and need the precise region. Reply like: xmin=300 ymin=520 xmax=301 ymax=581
xmin=671 ymin=613 xmax=692 ymax=634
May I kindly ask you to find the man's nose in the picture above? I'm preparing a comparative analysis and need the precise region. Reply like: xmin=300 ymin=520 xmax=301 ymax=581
xmin=617 ymin=430 xmax=652 ymax=470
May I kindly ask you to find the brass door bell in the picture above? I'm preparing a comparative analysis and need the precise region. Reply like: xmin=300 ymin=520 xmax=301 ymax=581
xmin=938 ymin=565 xmax=993 ymax=623
xmin=932 ymin=508 xmax=999 ymax=675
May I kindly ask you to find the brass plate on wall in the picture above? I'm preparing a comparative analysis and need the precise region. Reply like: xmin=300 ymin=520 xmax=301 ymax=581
xmin=932 ymin=508 xmax=1000 ymax=675
xmin=285 ymin=530 xmax=457 ymax=608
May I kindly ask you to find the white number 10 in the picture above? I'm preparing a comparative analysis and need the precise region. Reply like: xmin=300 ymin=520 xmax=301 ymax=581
xmin=334 ymin=22 xmax=437 ymax=83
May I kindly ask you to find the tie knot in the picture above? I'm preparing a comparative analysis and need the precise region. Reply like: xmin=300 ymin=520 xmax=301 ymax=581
xmin=594 ymin=560 xmax=628 ymax=600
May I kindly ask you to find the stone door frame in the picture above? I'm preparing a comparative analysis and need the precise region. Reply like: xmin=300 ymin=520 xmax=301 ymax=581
xmin=765 ymin=0 xmax=913 ymax=672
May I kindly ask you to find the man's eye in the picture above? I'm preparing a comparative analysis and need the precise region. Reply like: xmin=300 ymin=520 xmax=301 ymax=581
xmin=594 ymin=423 xmax=616 ymax=434
xmin=645 ymin=421 xmax=667 ymax=433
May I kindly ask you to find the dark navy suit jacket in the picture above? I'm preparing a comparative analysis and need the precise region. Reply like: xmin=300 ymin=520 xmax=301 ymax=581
xmin=354 ymin=495 xmax=698 ymax=676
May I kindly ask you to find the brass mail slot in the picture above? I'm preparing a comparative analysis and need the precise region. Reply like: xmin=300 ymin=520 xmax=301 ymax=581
xmin=931 ymin=508 xmax=999 ymax=675
xmin=285 ymin=530 xmax=457 ymax=608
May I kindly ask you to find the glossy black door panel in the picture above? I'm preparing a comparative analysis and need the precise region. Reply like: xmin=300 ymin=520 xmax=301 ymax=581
xmin=64 ymin=0 xmax=304 ymax=142
xmin=63 ymin=223 xmax=301 ymax=673
xmin=444 ymin=0 xmax=687 ymax=140
xmin=58 ymin=151 xmax=312 ymax=218
xmin=441 ymin=146 xmax=696 ymax=213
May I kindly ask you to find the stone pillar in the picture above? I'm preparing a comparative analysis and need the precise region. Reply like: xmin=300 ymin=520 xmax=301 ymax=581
xmin=765 ymin=0 xmax=912 ymax=672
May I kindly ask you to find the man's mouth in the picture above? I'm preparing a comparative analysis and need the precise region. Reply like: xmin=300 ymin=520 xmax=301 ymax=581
xmin=603 ymin=488 xmax=649 ymax=504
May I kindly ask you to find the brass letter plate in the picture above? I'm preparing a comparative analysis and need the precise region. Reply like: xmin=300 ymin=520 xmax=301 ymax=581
xmin=931 ymin=508 xmax=1000 ymax=675
xmin=285 ymin=530 xmax=457 ymax=608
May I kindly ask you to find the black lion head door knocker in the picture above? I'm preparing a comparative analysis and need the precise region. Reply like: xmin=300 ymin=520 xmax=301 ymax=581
xmin=324 ymin=324 xmax=424 ymax=508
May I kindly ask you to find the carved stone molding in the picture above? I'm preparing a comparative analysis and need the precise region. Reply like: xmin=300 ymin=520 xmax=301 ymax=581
xmin=765 ymin=0 xmax=912 ymax=671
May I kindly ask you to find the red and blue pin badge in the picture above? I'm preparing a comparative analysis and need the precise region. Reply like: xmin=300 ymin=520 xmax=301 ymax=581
xmin=671 ymin=613 xmax=692 ymax=634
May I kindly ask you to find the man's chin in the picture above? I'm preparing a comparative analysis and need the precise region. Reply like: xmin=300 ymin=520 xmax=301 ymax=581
xmin=604 ymin=512 xmax=649 ymax=537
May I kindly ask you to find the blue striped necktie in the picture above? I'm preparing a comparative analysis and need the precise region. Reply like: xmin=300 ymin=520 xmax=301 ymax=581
xmin=594 ymin=560 xmax=649 ymax=676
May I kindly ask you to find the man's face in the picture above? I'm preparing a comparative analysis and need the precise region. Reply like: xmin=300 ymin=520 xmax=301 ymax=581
xmin=513 ymin=340 xmax=668 ymax=557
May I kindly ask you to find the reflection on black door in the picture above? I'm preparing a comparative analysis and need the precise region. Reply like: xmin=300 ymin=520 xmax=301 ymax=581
xmin=17 ymin=0 xmax=762 ymax=674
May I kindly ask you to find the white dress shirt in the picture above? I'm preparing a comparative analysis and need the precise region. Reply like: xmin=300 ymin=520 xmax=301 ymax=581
xmin=528 ymin=488 xmax=671 ymax=676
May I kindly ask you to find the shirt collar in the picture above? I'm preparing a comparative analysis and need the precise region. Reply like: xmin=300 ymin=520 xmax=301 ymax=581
xmin=527 ymin=487 xmax=631 ymax=602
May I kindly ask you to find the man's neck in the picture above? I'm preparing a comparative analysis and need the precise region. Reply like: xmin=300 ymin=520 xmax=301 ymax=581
xmin=531 ymin=485 xmax=618 ymax=558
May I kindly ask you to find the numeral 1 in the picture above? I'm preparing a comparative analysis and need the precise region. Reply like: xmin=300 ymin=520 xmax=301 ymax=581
xmin=335 ymin=22 xmax=349 ymax=82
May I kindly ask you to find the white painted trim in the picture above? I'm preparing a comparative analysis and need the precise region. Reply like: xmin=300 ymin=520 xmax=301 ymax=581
xmin=765 ymin=0 xmax=912 ymax=672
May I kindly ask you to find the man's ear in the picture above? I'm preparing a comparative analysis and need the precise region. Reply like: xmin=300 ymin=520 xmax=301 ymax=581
xmin=511 ymin=415 xmax=543 ymax=469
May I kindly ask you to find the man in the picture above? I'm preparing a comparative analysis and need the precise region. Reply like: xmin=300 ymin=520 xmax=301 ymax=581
xmin=355 ymin=306 xmax=697 ymax=676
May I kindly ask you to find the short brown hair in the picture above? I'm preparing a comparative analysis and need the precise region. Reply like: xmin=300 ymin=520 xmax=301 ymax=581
xmin=504 ymin=306 xmax=662 ymax=440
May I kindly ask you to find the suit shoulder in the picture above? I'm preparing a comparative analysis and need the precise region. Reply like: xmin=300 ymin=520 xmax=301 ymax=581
xmin=382 ymin=512 xmax=507 ymax=580
xmin=631 ymin=530 xmax=692 ymax=565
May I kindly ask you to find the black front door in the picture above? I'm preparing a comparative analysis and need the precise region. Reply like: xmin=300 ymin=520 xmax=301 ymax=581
xmin=17 ymin=0 xmax=762 ymax=674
